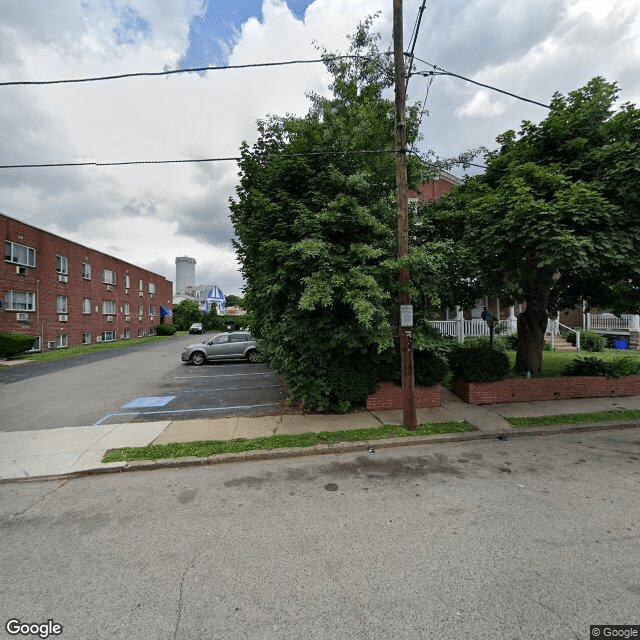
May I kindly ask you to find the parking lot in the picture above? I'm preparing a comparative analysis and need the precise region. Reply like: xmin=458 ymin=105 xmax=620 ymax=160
xmin=0 ymin=334 xmax=285 ymax=431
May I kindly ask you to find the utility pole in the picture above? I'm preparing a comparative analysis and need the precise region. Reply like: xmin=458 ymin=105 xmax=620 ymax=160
xmin=393 ymin=0 xmax=418 ymax=431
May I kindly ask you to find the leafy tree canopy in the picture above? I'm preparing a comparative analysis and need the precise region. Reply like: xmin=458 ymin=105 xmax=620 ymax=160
xmin=230 ymin=18 xmax=448 ymax=411
xmin=173 ymin=300 xmax=202 ymax=331
xmin=419 ymin=77 xmax=640 ymax=374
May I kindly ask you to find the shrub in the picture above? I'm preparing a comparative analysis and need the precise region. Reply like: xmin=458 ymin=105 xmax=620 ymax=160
xmin=0 ymin=332 xmax=38 ymax=358
xmin=414 ymin=349 xmax=450 ymax=387
xmin=448 ymin=344 xmax=511 ymax=382
xmin=502 ymin=331 xmax=518 ymax=350
xmin=610 ymin=354 xmax=640 ymax=376
xmin=567 ymin=330 xmax=606 ymax=352
xmin=155 ymin=324 xmax=177 ymax=336
xmin=561 ymin=356 xmax=620 ymax=378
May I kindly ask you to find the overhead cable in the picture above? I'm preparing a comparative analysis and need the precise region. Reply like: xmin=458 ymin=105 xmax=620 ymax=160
xmin=0 ymin=55 xmax=372 ymax=87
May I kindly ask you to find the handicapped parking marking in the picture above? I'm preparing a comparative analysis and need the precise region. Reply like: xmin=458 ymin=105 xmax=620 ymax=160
xmin=121 ymin=396 xmax=176 ymax=409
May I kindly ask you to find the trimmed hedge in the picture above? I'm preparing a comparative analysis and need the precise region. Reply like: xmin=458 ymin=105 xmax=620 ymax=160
xmin=448 ymin=344 xmax=511 ymax=383
xmin=0 ymin=332 xmax=38 ymax=358
xmin=566 ymin=330 xmax=606 ymax=352
xmin=155 ymin=324 xmax=177 ymax=336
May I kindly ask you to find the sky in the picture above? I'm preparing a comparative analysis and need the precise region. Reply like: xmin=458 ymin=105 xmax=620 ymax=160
xmin=1 ymin=0 xmax=639 ymax=296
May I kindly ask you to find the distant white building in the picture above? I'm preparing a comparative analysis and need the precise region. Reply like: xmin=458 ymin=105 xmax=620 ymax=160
xmin=173 ymin=258 xmax=227 ymax=315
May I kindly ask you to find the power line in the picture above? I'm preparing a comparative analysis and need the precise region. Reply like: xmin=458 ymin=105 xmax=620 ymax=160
xmin=410 ymin=56 xmax=551 ymax=109
xmin=0 ymin=55 xmax=368 ymax=87
xmin=0 ymin=148 xmax=399 ymax=170
xmin=405 ymin=0 xmax=427 ymax=94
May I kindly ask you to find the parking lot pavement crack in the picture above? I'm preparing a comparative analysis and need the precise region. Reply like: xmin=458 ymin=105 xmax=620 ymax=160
xmin=7 ymin=481 xmax=67 ymax=520
xmin=531 ymin=598 xmax=580 ymax=639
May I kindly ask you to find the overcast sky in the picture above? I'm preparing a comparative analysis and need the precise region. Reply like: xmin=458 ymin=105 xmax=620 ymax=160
xmin=1 ymin=0 xmax=638 ymax=295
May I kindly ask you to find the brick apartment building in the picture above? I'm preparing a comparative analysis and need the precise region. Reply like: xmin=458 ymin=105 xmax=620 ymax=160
xmin=2 ymin=212 xmax=173 ymax=352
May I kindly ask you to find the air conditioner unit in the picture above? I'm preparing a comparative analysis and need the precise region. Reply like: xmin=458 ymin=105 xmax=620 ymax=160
xmin=125 ymin=315 xmax=131 ymax=322
xmin=48 ymin=341 xmax=57 ymax=349
xmin=16 ymin=266 xmax=27 ymax=275
xmin=125 ymin=288 xmax=130 ymax=294
xmin=139 ymin=291 xmax=144 ymax=296
xmin=138 ymin=316 xmax=143 ymax=321
xmin=107 ymin=315 xmax=114 ymax=322
xmin=149 ymin=293 xmax=155 ymax=299
xmin=106 ymin=285 xmax=113 ymax=291
xmin=16 ymin=312 xmax=29 ymax=321
xmin=96 ymin=336 xmax=102 ymax=342
xmin=58 ymin=274 xmax=68 ymax=283
xmin=58 ymin=314 xmax=68 ymax=322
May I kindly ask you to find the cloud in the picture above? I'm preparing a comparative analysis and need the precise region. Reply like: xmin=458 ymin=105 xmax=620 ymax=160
xmin=0 ymin=0 xmax=639 ymax=297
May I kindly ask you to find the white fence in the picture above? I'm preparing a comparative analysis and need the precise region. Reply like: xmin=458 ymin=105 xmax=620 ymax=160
xmin=587 ymin=313 xmax=637 ymax=331
xmin=429 ymin=319 xmax=513 ymax=342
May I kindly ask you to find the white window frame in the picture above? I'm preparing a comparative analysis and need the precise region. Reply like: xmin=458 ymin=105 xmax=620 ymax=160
xmin=123 ymin=302 xmax=130 ymax=315
xmin=26 ymin=336 xmax=42 ymax=352
xmin=124 ymin=274 xmax=130 ymax=289
xmin=56 ymin=255 xmax=68 ymax=275
xmin=102 ymin=269 xmax=116 ymax=285
xmin=57 ymin=334 xmax=68 ymax=349
xmin=102 ymin=300 xmax=116 ymax=315
xmin=83 ymin=298 xmax=91 ymax=314
xmin=101 ymin=330 xmax=117 ymax=342
xmin=6 ymin=290 xmax=36 ymax=311
xmin=82 ymin=332 xmax=92 ymax=344
xmin=56 ymin=296 xmax=68 ymax=314
xmin=149 ymin=305 xmax=157 ymax=317
xmin=82 ymin=263 xmax=91 ymax=280
xmin=5 ymin=241 xmax=36 ymax=267
xmin=148 ymin=282 xmax=156 ymax=295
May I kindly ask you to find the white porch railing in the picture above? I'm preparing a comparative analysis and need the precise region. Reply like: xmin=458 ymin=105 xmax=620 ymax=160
xmin=587 ymin=313 xmax=639 ymax=332
xmin=428 ymin=318 xmax=514 ymax=342
xmin=546 ymin=319 xmax=580 ymax=350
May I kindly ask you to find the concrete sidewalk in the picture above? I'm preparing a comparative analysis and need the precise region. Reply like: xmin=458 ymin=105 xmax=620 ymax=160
xmin=2 ymin=389 xmax=640 ymax=482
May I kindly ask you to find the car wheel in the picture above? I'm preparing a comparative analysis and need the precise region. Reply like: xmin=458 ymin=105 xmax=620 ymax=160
xmin=247 ymin=349 xmax=259 ymax=363
xmin=190 ymin=352 xmax=206 ymax=366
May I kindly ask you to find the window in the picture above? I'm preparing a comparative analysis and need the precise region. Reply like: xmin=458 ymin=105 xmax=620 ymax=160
xmin=123 ymin=302 xmax=130 ymax=316
xmin=138 ymin=304 xmax=144 ymax=317
xmin=82 ymin=263 xmax=91 ymax=280
xmin=27 ymin=336 xmax=41 ymax=352
xmin=102 ymin=300 xmax=116 ymax=315
xmin=83 ymin=298 xmax=91 ymax=314
xmin=139 ymin=279 xmax=144 ymax=292
xmin=56 ymin=256 xmax=68 ymax=275
xmin=5 ymin=241 xmax=36 ymax=267
xmin=6 ymin=290 xmax=36 ymax=311
xmin=82 ymin=333 xmax=92 ymax=344
xmin=124 ymin=274 xmax=130 ymax=290
xmin=56 ymin=334 xmax=68 ymax=348
xmin=149 ymin=305 xmax=157 ymax=317
xmin=148 ymin=282 xmax=156 ymax=295
xmin=123 ymin=329 xmax=131 ymax=339
xmin=102 ymin=269 xmax=116 ymax=285
xmin=230 ymin=333 xmax=250 ymax=343
xmin=56 ymin=296 xmax=68 ymax=314
xmin=101 ymin=330 xmax=116 ymax=342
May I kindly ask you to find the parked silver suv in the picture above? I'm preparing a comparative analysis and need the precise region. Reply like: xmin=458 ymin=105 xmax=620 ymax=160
xmin=182 ymin=331 xmax=258 ymax=365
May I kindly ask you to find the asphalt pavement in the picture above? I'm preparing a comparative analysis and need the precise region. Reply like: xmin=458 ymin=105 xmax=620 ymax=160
xmin=2 ymin=377 xmax=639 ymax=481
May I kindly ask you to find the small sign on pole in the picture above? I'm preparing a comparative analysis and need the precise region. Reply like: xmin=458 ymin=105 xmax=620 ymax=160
xmin=400 ymin=304 xmax=413 ymax=328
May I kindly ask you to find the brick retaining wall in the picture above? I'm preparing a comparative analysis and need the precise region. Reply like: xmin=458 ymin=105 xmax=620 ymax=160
xmin=453 ymin=375 xmax=640 ymax=405
xmin=366 ymin=381 xmax=441 ymax=410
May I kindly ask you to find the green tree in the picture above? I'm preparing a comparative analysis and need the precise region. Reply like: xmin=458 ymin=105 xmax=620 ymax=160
xmin=230 ymin=18 xmax=426 ymax=411
xmin=173 ymin=300 xmax=202 ymax=331
xmin=224 ymin=294 xmax=244 ymax=308
xmin=420 ymin=77 xmax=640 ymax=375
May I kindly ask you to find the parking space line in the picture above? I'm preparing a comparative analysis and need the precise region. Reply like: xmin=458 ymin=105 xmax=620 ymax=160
xmin=93 ymin=403 xmax=283 ymax=426
xmin=173 ymin=373 xmax=274 ymax=379
xmin=174 ymin=384 xmax=282 ymax=393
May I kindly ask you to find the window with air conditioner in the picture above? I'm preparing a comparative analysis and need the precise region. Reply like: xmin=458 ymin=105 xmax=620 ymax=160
xmin=102 ymin=300 xmax=116 ymax=315
xmin=6 ymin=290 xmax=36 ymax=311
xmin=102 ymin=269 xmax=116 ymax=285
xmin=56 ymin=255 xmax=68 ymax=275
xmin=5 ymin=241 xmax=36 ymax=267
xmin=148 ymin=282 xmax=156 ymax=295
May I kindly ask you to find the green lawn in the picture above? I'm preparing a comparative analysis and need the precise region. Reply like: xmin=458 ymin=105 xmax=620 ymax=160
xmin=506 ymin=349 xmax=640 ymax=377
xmin=102 ymin=421 xmax=477 ymax=463
xmin=10 ymin=333 xmax=188 ymax=363
xmin=508 ymin=409 xmax=640 ymax=428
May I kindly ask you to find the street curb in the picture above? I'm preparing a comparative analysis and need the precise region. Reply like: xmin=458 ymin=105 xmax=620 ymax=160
xmin=2 ymin=420 xmax=639 ymax=484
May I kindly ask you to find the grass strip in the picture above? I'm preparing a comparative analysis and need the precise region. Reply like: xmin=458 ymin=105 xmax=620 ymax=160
xmin=507 ymin=409 xmax=640 ymax=428
xmin=102 ymin=421 xmax=476 ymax=463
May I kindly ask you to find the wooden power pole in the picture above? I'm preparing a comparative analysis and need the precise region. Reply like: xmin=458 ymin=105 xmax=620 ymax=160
xmin=393 ymin=0 xmax=418 ymax=431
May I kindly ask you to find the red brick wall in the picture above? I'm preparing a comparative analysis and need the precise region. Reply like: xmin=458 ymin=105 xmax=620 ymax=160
xmin=453 ymin=375 xmax=640 ymax=405
xmin=2 ymin=214 xmax=173 ymax=351
xmin=366 ymin=381 xmax=441 ymax=410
